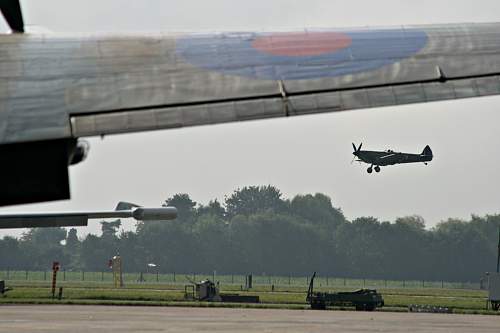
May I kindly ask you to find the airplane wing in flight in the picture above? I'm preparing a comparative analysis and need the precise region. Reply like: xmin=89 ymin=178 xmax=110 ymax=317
xmin=2 ymin=0 xmax=500 ymax=206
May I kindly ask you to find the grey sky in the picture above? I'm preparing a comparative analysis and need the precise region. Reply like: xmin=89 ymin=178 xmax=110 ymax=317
xmin=1 ymin=0 xmax=499 ymax=238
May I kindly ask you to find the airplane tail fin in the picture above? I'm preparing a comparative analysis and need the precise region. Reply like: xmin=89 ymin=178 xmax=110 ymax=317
xmin=421 ymin=145 xmax=433 ymax=160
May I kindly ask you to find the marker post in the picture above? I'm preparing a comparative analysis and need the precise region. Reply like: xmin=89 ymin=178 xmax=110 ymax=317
xmin=51 ymin=262 xmax=60 ymax=298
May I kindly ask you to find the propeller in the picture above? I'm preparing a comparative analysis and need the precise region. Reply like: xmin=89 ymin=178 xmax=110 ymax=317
xmin=352 ymin=142 xmax=363 ymax=154
xmin=1 ymin=0 xmax=24 ymax=33
xmin=351 ymin=142 xmax=363 ymax=164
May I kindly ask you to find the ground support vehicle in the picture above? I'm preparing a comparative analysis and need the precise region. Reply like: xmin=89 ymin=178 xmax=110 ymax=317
xmin=306 ymin=272 xmax=384 ymax=311
xmin=184 ymin=279 xmax=259 ymax=303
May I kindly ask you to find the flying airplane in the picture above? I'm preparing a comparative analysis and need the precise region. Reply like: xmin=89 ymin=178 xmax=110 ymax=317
xmin=352 ymin=143 xmax=433 ymax=174
xmin=1 ymin=0 xmax=500 ymax=207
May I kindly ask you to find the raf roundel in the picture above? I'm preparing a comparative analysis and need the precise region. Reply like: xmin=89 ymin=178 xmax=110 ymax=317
xmin=251 ymin=31 xmax=352 ymax=57
xmin=176 ymin=29 xmax=428 ymax=81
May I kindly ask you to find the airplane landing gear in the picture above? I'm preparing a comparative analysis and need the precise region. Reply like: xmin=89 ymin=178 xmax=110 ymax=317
xmin=367 ymin=166 xmax=380 ymax=174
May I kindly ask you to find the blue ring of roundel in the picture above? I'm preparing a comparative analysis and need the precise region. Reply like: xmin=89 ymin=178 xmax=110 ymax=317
xmin=176 ymin=29 xmax=428 ymax=81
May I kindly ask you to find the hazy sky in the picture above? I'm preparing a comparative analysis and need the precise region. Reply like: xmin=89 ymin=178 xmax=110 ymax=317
xmin=1 ymin=0 xmax=499 ymax=238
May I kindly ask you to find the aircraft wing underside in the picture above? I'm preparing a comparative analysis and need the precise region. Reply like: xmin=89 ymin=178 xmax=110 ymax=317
xmin=1 ymin=23 xmax=500 ymax=206
xmin=1 ymin=23 xmax=500 ymax=144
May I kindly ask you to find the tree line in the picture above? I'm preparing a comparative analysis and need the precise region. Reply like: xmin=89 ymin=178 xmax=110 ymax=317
xmin=1 ymin=185 xmax=498 ymax=282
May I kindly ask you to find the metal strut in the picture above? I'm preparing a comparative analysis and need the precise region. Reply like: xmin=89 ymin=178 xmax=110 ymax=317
xmin=278 ymin=80 xmax=290 ymax=117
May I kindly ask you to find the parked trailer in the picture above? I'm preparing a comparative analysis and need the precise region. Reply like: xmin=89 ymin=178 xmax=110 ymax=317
xmin=306 ymin=272 xmax=384 ymax=311
xmin=184 ymin=279 xmax=259 ymax=303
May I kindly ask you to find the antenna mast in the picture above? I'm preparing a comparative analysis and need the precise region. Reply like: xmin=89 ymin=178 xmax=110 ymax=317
xmin=497 ymin=226 xmax=500 ymax=274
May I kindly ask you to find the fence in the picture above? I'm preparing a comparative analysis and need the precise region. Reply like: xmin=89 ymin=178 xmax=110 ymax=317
xmin=0 ymin=270 xmax=480 ymax=290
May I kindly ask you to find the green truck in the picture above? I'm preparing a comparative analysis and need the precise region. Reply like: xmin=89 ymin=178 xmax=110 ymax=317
xmin=306 ymin=272 xmax=384 ymax=311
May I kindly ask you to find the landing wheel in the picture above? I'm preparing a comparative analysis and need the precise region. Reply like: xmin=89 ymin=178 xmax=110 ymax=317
xmin=367 ymin=167 xmax=373 ymax=174
xmin=374 ymin=166 xmax=381 ymax=173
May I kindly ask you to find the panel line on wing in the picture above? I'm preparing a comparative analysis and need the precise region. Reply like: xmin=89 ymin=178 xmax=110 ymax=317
xmin=70 ymin=70 xmax=500 ymax=118
xmin=71 ymin=73 xmax=500 ymax=138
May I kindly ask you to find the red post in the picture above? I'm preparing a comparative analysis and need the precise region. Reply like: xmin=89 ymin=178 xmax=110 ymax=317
xmin=51 ymin=262 xmax=60 ymax=298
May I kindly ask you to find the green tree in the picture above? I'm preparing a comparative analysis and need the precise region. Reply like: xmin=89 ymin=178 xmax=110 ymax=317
xmin=19 ymin=228 xmax=68 ymax=270
xmin=0 ymin=236 xmax=26 ymax=269
xmin=101 ymin=220 xmax=121 ymax=238
xmin=80 ymin=233 xmax=121 ymax=272
xmin=335 ymin=217 xmax=384 ymax=277
xmin=64 ymin=228 xmax=82 ymax=270
xmin=192 ymin=214 xmax=229 ymax=272
xmin=230 ymin=212 xmax=323 ymax=275
xmin=117 ymin=231 xmax=146 ymax=273
xmin=225 ymin=185 xmax=287 ymax=219
xmin=136 ymin=220 xmax=199 ymax=273
xmin=197 ymin=199 xmax=226 ymax=219
xmin=164 ymin=194 xmax=197 ymax=225
xmin=290 ymin=193 xmax=346 ymax=229
xmin=395 ymin=215 xmax=426 ymax=231
xmin=3 ymin=188 xmax=498 ymax=282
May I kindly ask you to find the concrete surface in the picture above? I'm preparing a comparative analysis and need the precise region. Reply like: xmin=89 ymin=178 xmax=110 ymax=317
xmin=0 ymin=305 xmax=499 ymax=332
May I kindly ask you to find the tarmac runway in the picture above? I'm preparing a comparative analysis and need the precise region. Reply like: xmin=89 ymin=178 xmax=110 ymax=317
xmin=1 ymin=305 xmax=500 ymax=332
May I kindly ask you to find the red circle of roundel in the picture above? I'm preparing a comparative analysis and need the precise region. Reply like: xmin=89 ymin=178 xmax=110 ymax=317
xmin=252 ymin=32 xmax=352 ymax=57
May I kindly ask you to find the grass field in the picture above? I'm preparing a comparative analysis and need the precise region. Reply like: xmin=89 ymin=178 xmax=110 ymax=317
xmin=1 ymin=273 xmax=498 ymax=315
xmin=0 ymin=280 xmax=494 ymax=314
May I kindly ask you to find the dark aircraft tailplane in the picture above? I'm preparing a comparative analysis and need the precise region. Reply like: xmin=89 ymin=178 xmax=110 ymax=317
xmin=115 ymin=202 xmax=141 ymax=211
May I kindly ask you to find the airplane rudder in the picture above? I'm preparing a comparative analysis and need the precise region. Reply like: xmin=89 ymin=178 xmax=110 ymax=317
xmin=422 ymin=145 xmax=433 ymax=158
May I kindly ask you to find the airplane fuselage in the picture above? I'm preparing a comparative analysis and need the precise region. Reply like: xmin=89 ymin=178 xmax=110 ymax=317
xmin=356 ymin=150 xmax=432 ymax=166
